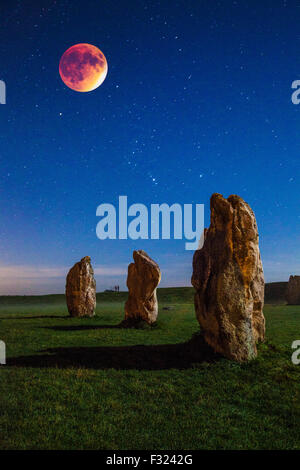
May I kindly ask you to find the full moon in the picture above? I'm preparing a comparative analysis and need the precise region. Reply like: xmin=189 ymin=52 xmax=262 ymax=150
xmin=59 ymin=43 xmax=108 ymax=92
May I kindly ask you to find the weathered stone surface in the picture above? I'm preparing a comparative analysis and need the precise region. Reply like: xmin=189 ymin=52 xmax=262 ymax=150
xmin=286 ymin=275 xmax=300 ymax=305
xmin=66 ymin=256 xmax=96 ymax=317
xmin=124 ymin=250 xmax=161 ymax=325
xmin=191 ymin=193 xmax=265 ymax=362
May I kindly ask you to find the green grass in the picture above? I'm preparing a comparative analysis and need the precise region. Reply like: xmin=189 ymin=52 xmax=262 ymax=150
xmin=0 ymin=288 xmax=299 ymax=450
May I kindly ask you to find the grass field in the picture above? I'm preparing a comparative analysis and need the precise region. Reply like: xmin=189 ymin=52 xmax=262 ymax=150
xmin=0 ymin=287 xmax=299 ymax=450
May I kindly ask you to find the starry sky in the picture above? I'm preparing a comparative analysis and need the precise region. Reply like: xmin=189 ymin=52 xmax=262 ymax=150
xmin=0 ymin=0 xmax=299 ymax=294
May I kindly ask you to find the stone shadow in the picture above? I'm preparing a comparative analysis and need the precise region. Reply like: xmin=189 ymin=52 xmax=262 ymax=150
xmin=7 ymin=333 xmax=220 ymax=371
xmin=41 ymin=324 xmax=121 ymax=331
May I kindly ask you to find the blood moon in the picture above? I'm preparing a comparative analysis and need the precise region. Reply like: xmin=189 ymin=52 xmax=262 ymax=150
xmin=59 ymin=43 xmax=108 ymax=92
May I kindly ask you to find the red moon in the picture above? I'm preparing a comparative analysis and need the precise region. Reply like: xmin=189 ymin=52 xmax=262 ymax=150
xmin=59 ymin=43 xmax=108 ymax=92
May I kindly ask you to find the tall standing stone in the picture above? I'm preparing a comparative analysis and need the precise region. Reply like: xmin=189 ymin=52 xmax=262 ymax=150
xmin=286 ymin=275 xmax=300 ymax=305
xmin=66 ymin=256 xmax=96 ymax=317
xmin=191 ymin=193 xmax=265 ymax=362
xmin=124 ymin=250 xmax=161 ymax=325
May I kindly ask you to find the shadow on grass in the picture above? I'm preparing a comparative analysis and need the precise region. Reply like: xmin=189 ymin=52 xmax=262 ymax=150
xmin=42 ymin=325 xmax=121 ymax=331
xmin=7 ymin=333 xmax=220 ymax=371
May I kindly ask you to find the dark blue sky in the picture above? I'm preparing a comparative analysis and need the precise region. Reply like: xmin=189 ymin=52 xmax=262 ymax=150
xmin=0 ymin=0 xmax=299 ymax=294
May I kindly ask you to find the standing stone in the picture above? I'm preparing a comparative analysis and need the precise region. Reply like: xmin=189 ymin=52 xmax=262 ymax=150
xmin=286 ymin=275 xmax=300 ymax=305
xmin=124 ymin=250 xmax=161 ymax=325
xmin=191 ymin=193 xmax=265 ymax=362
xmin=66 ymin=256 xmax=96 ymax=317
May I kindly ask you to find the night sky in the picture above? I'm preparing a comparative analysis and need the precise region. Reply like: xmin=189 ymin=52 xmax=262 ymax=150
xmin=1 ymin=0 xmax=299 ymax=294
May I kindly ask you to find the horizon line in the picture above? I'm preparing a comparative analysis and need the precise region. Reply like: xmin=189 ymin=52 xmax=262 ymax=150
xmin=0 ymin=280 xmax=289 ymax=297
